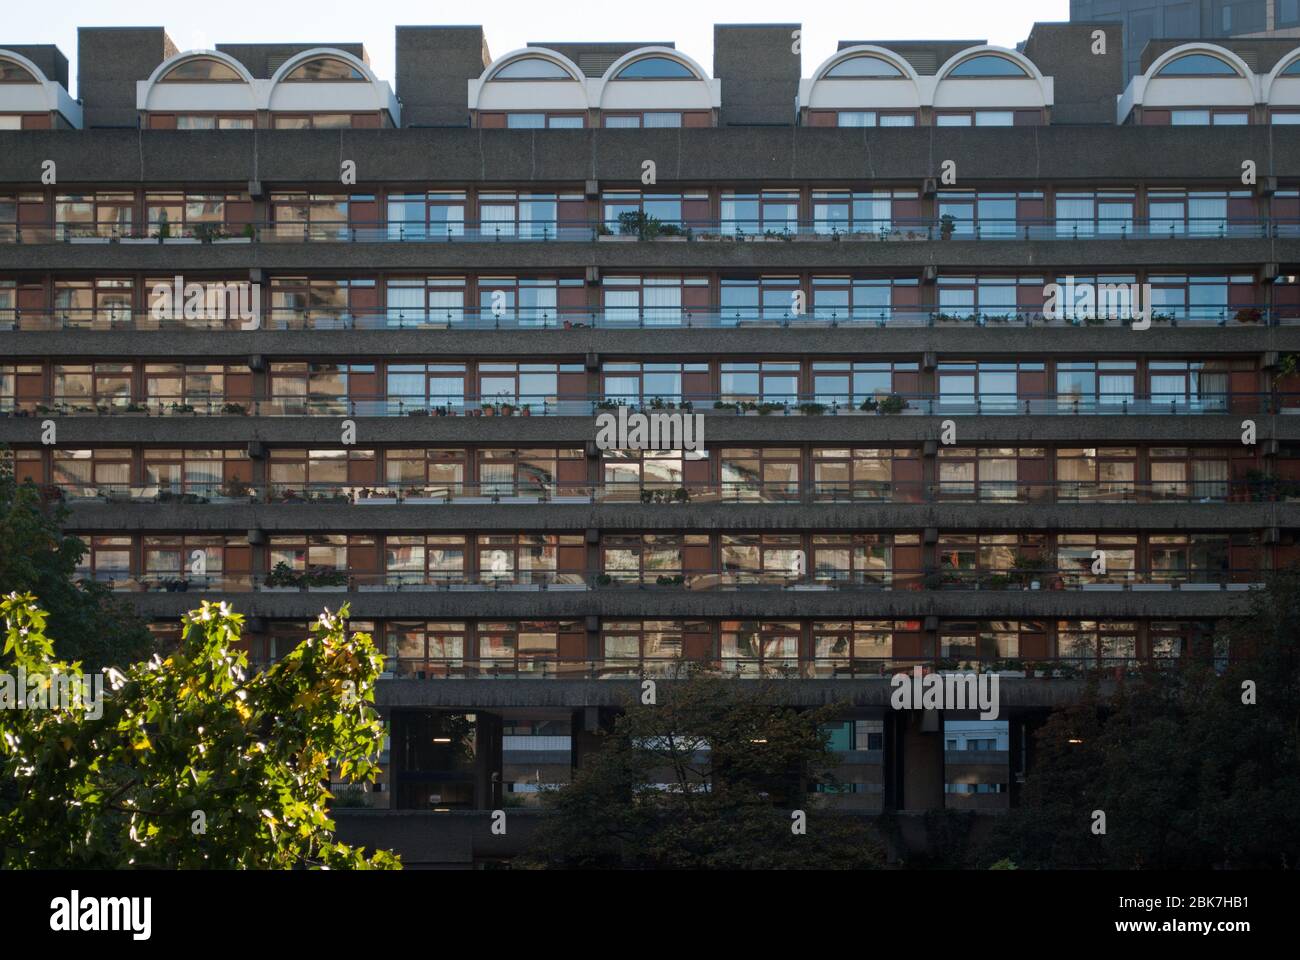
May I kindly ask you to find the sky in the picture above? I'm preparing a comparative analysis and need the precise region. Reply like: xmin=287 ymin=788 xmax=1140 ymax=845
xmin=3 ymin=0 xmax=1070 ymax=95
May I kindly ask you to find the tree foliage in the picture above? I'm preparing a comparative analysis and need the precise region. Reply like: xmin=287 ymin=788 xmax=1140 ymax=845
xmin=0 ymin=593 xmax=400 ymax=869
xmin=526 ymin=667 xmax=885 ymax=869
xmin=0 ymin=459 xmax=153 ymax=669
xmin=983 ymin=569 xmax=1300 ymax=869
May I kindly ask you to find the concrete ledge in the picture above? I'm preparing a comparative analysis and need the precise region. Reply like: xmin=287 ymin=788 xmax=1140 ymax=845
xmin=118 ymin=586 xmax=1253 ymax=620
xmin=58 ymin=499 xmax=1299 ymax=533
xmin=4 ymin=324 xmax=1295 ymax=360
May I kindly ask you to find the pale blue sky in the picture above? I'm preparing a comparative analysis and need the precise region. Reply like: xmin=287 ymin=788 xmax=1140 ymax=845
xmin=4 ymin=0 xmax=1070 ymax=94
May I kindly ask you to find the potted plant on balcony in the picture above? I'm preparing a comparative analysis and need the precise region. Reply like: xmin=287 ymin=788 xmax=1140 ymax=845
xmin=221 ymin=401 xmax=248 ymax=416
xmin=877 ymin=394 xmax=907 ymax=415
xmin=263 ymin=561 xmax=303 ymax=591
xmin=939 ymin=214 xmax=956 ymax=241
xmin=1234 ymin=306 xmax=1263 ymax=324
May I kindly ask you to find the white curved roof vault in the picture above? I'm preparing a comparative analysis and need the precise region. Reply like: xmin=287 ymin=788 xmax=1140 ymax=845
xmin=1118 ymin=43 xmax=1260 ymax=121
xmin=0 ymin=47 xmax=84 ymax=126
xmin=596 ymin=47 xmax=719 ymax=112
xmin=799 ymin=45 xmax=923 ymax=112
xmin=1262 ymin=47 xmax=1300 ymax=107
xmin=469 ymin=48 xmax=590 ymax=113
xmin=798 ymin=44 xmax=1051 ymax=114
xmin=138 ymin=47 xmax=398 ymax=122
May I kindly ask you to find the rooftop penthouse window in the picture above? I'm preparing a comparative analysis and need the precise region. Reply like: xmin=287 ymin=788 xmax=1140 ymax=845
xmin=613 ymin=56 xmax=697 ymax=80
xmin=0 ymin=58 xmax=38 ymax=83
xmin=1155 ymin=53 xmax=1241 ymax=78
xmin=158 ymin=57 xmax=244 ymax=82
xmin=491 ymin=56 xmax=577 ymax=81
xmin=824 ymin=55 xmax=904 ymax=79
xmin=945 ymin=54 xmax=1029 ymax=78
xmin=283 ymin=57 xmax=365 ymax=81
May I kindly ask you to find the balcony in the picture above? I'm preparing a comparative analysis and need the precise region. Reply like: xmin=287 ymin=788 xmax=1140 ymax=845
xmin=2 ymin=303 xmax=1292 ymax=332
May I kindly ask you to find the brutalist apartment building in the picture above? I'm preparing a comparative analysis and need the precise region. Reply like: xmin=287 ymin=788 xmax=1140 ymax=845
xmin=2 ymin=20 xmax=1300 ymax=865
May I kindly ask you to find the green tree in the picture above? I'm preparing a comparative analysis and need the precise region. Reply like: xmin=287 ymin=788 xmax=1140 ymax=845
xmin=983 ymin=569 xmax=1300 ymax=869
xmin=526 ymin=667 xmax=885 ymax=869
xmin=0 ymin=458 xmax=153 ymax=669
xmin=0 ymin=593 xmax=399 ymax=869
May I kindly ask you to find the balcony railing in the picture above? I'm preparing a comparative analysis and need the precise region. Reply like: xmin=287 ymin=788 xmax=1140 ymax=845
xmin=41 ymin=478 xmax=1300 ymax=506
xmin=4 ymin=303 xmax=1292 ymax=331
xmin=82 ymin=567 xmax=1264 ymax=594
xmin=3 ymin=392 xmax=1284 ymax=418
xmin=0 ymin=216 xmax=1288 ymax=245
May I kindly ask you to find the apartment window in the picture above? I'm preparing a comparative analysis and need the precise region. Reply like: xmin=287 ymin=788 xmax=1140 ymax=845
xmin=269 ymin=192 xmax=358 ymax=240
xmin=811 ymin=447 xmax=923 ymax=502
xmin=478 ymin=535 xmax=584 ymax=585
xmin=602 ymin=534 xmax=709 ymax=584
xmin=383 ymin=449 xmax=466 ymax=498
xmin=77 ymin=537 xmax=134 ymax=585
xmin=1149 ymin=447 xmax=1232 ymax=502
xmin=1055 ymin=448 xmax=1137 ymax=501
xmin=143 ymin=449 xmax=249 ymax=499
xmin=477 ymin=448 xmax=586 ymax=498
xmin=939 ymin=621 xmax=1045 ymax=661
xmin=937 ymin=534 xmax=1047 ymax=587
xmin=601 ymin=448 xmax=707 ymax=499
xmin=478 ymin=276 xmax=582 ymax=325
xmin=272 ymin=113 xmax=376 ymax=129
xmin=52 ymin=363 xmax=133 ymax=412
xmin=387 ymin=622 xmax=468 ymax=678
xmin=477 ymin=362 xmax=582 ymax=412
xmin=811 ymin=534 xmax=899 ymax=585
xmin=479 ymin=192 xmax=581 ymax=238
xmin=721 ymin=621 xmax=801 ymax=677
xmin=809 ymin=360 xmax=917 ymax=407
xmin=480 ymin=112 xmax=585 ymax=129
xmin=602 ymin=361 xmax=708 ymax=407
xmin=1147 ymin=189 xmax=1252 ymax=236
xmin=811 ymin=190 xmax=922 ymax=236
xmin=269 ymin=362 xmax=376 ymax=415
xmin=168 ymin=115 xmax=254 ymax=129
xmin=603 ymin=190 xmax=708 ymax=232
xmin=937 ymin=448 xmax=1047 ymax=502
xmin=270 ymin=277 xmax=376 ymax=330
xmin=143 ymin=535 xmax=246 ymax=590
xmin=719 ymin=190 xmax=800 ymax=236
xmin=54 ymin=193 xmax=135 ymax=239
xmin=1054 ymin=191 xmax=1135 ymax=236
xmin=935 ymin=110 xmax=1041 ymax=126
xmin=146 ymin=190 xmax=251 ymax=238
xmin=939 ymin=361 xmax=1042 ymax=412
xmin=1057 ymin=621 xmax=1138 ymax=666
xmin=604 ymin=111 xmax=708 ymax=128
xmin=51 ymin=449 xmax=132 ymax=495
xmin=938 ymin=190 xmax=1042 ymax=237
xmin=719 ymin=448 xmax=801 ymax=501
xmin=601 ymin=620 xmax=712 ymax=675
xmin=142 ymin=276 xmax=258 ymax=329
xmin=267 ymin=448 xmax=376 ymax=500
xmin=719 ymin=361 xmax=800 ymax=405
xmin=145 ymin=362 xmax=249 ymax=414
xmin=384 ymin=536 xmax=467 ymax=585
xmin=1056 ymin=534 xmax=1137 ymax=586
xmin=477 ymin=621 xmax=585 ymax=675
xmin=810 ymin=277 xmax=921 ymax=325
xmin=1148 ymin=274 xmax=1257 ymax=325
xmin=601 ymin=275 xmax=709 ymax=326
xmin=0 ymin=192 xmax=43 ymax=242
xmin=52 ymin=278 xmax=133 ymax=328
xmin=719 ymin=276 xmax=802 ymax=323
xmin=384 ymin=363 xmax=465 ymax=414
xmin=1055 ymin=361 xmax=1137 ymax=410
xmin=937 ymin=276 xmax=1043 ymax=323
xmin=811 ymin=621 xmax=920 ymax=675
xmin=1147 ymin=361 xmax=1232 ymax=412
xmin=386 ymin=192 xmax=465 ymax=239
xmin=721 ymin=534 xmax=804 ymax=582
